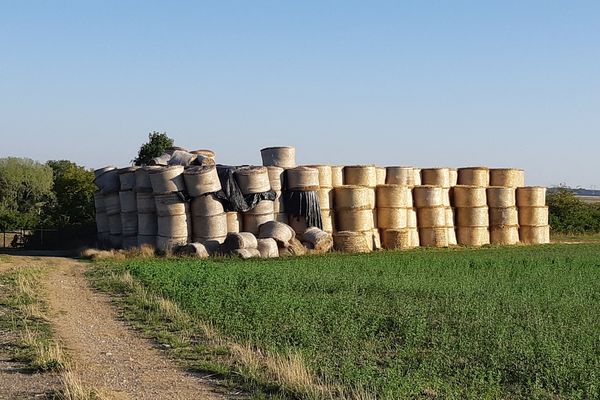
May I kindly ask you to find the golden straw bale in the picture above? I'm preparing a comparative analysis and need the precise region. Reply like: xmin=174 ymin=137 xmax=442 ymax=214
xmin=306 ymin=165 xmax=333 ymax=188
xmin=242 ymin=212 xmax=275 ymax=235
xmin=376 ymin=167 xmax=386 ymax=186
xmin=516 ymin=187 xmax=546 ymax=207
xmin=416 ymin=206 xmax=446 ymax=228
xmin=376 ymin=185 xmax=412 ymax=208
xmin=260 ymin=146 xmax=296 ymax=168
xmin=489 ymin=168 xmax=525 ymax=188
xmin=224 ymin=232 xmax=258 ymax=251
xmin=486 ymin=187 xmax=516 ymax=208
xmin=456 ymin=227 xmax=490 ymax=247
xmin=457 ymin=167 xmax=490 ymax=187
xmin=235 ymin=166 xmax=271 ymax=195
xmin=452 ymin=185 xmax=487 ymax=208
xmin=489 ymin=207 xmax=518 ymax=227
xmin=286 ymin=167 xmax=320 ymax=191
xmin=385 ymin=167 xmax=415 ymax=186
xmin=418 ymin=227 xmax=448 ymax=247
xmin=331 ymin=166 xmax=344 ymax=187
xmin=191 ymin=194 xmax=224 ymax=217
xmin=377 ymin=208 xmax=408 ymax=229
xmin=455 ymin=206 xmax=490 ymax=227
xmin=183 ymin=165 xmax=221 ymax=197
xmin=518 ymin=206 xmax=549 ymax=226
xmin=302 ymin=227 xmax=333 ymax=253
xmin=257 ymin=238 xmax=279 ymax=258
xmin=336 ymin=209 xmax=375 ymax=231
xmin=382 ymin=228 xmax=412 ymax=250
xmin=192 ymin=213 xmax=228 ymax=238
xmin=412 ymin=185 xmax=444 ymax=208
xmin=490 ymin=226 xmax=520 ymax=245
xmin=333 ymin=231 xmax=372 ymax=253
xmin=519 ymin=225 xmax=550 ymax=244
xmin=334 ymin=186 xmax=375 ymax=210
xmin=420 ymin=168 xmax=450 ymax=187
xmin=344 ymin=165 xmax=377 ymax=187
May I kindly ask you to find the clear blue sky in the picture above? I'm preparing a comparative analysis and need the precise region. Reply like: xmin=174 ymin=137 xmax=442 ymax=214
xmin=1 ymin=1 xmax=598 ymax=188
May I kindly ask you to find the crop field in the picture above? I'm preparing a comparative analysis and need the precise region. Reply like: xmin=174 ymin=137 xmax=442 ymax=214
xmin=103 ymin=244 xmax=600 ymax=399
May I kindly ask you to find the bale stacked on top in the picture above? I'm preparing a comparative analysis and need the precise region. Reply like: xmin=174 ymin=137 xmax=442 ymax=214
xmin=375 ymin=167 xmax=386 ymax=186
xmin=309 ymin=165 xmax=335 ymax=233
xmin=385 ymin=167 xmax=419 ymax=245
xmin=517 ymin=187 xmax=550 ymax=244
xmin=377 ymin=185 xmax=414 ymax=250
xmin=334 ymin=184 xmax=378 ymax=252
xmin=487 ymin=187 xmax=519 ymax=245
xmin=267 ymin=166 xmax=287 ymax=224
xmin=236 ymin=166 xmax=275 ymax=235
xmin=420 ymin=168 xmax=456 ymax=245
xmin=413 ymin=185 xmax=448 ymax=247
xmin=453 ymin=185 xmax=490 ymax=246
xmin=260 ymin=146 xmax=296 ymax=169
xmin=457 ymin=167 xmax=490 ymax=187
xmin=117 ymin=167 xmax=139 ymax=249
xmin=286 ymin=166 xmax=320 ymax=235
xmin=330 ymin=166 xmax=344 ymax=187
xmin=135 ymin=167 xmax=159 ymax=247
xmin=489 ymin=168 xmax=525 ymax=188
xmin=386 ymin=167 xmax=415 ymax=186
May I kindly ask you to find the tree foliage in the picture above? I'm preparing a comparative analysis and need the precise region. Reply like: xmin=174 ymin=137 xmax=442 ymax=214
xmin=0 ymin=157 xmax=54 ymax=230
xmin=547 ymin=188 xmax=600 ymax=234
xmin=133 ymin=131 xmax=174 ymax=166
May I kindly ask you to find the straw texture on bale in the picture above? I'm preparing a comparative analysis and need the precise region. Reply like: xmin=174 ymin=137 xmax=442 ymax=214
xmin=336 ymin=209 xmax=375 ymax=231
xmin=258 ymin=220 xmax=295 ymax=245
xmin=420 ymin=168 xmax=450 ymax=188
xmin=235 ymin=166 xmax=270 ymax=195
xmin=242 ymin=212 xmax=275 ymax=235
xmin=445 ymin=207 xmax=455 ymax=226
xmin=317 ymin=188 xmax=334 ymax=210
xmin=176 ymin=243 xmax=209 ymax=258
xmin=334 ymin=186 xmax=375 ymax=210
xmin=419 ymin=227 xmax=448 ymax=247
xmin=376 ymin=185 xmax=412 ymax=208
xmin=489 ymin=168 xmax=525 ymax=188
xmin=94 ymin=168 xmax=120 ymax=194
xmin=407 ymin=208 xmax=418 ymax=228
xmin=518 ymin=206 xmax=549 ymax=226
xmin=226 ymin=212 xmax=241 ymax=233
xmin=157 ymin=214 xmax=191 ymax=237
xmin=412 ymin=186 xmax=444 ymax=208
xmin=441 ymin=188 xmax=452 ymax=207
xmin=233 ymin=248 xmax=261 ymax=259
xmin=137 ymin=235 xmax=156 ymax=248
xmin=452 ymin=186 xmax=487 ymax=208
xmin=120 ymin=212 xmax=138 ymax=236
xmin=184 ymin=165 xmax=221 ymax=197
xmin=138 ymin=213 xmax=158 ymax=235
xmin=154 ymin=193 xmax=189 ymax=217
xmin=260 ymin=146 xmax=296 ymax=169
xmin=447 ymin=226 xmax=457 ymax=246
xmin=448 ymin=168 xmax=458 ymax=187
xmin=149 ymin=166 xmax=186 ymax=194
xmin=257 ymin=238 xmax=279 ymax=258
xmin=320 ymin=210 xmax=335 ymax=232
xmin=457 ymin=167 xmax=490 ymax=187
xmin=191 ymin=194 xmax=224 ymax=217
xmin=307 ymin=165 xmax=333 ymax=188
xmin=489 ymin=207 xmax=518 ymax=227
xmin=118 ymin=191 xmax=137 ymax=213
xmin=486 ymin=187 xmax=516 ymax=208
xmin=104 ymin=193 xmax=121 ymax=215
xmin=516 ymin=187 xmax=546 ymax=207
xmin=156 ymin=235 xmax=189 ymax=253
xmin=410 ymin=228 xmax=420 ymax=247
xmin=382 ymin=228 xmax=412 ymax=250
xmin=456 ymin=227 xmax=490 ymax=246
xmin=118 ymin=167 xmax=138 ymax=191
xmin=134 ymin=167 xmax=160 ymax=192
xmin=413 ymin=168 xmax=422 ymax=186
xmin=385 ymin=167 xmax=415 ymax=186
xmin=286 ymin=167 xmax=319 ymax=191
xmin=344 ymin=165 xmax=377 ymax=187
xmin=266 ymin=166 xmax=284 ymax=191
xmin=377 ymin=208 xmax=408 ymax=229
xmin=302 ymin=227 xmax=333 ymax=253
xmin=455 ymin=206 xmax=490 ymax=227
xmin=376 ymin=167 xmax=386 ymax=186
xmin=519 ymin=225 xmax=550 ymax=244
xmin=331 ymin=166 xmax=344 ymax=187
xmin=333 ymin=231 xmax=372 ymax=253
xmin=224 ymin=232 xmax=258 ymax=251
xmin=490 ymin=226 xmax=520 ymax=245
xmin=278 ymin=238 xmax=307 ymax=257
xmin=192 ymin=213 xmax=228 ymax=238
xmin=245 ymin=200 xmax=275 ymax=215
xmin=416 ymin=206 xmax=446 ymax=228
xmin=136 ymin=192 xmax=155 ymax=213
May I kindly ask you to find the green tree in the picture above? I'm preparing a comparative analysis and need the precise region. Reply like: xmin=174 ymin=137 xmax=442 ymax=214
xmin=43 ymin=160 xmax=96 ymax=227
xmin=133 ymin=131 xmax=174 ymax=166
xmin=547 ymin=188 xmax=600 ymax=234
xmin=0 ymin=157 xmax=54 ymax=230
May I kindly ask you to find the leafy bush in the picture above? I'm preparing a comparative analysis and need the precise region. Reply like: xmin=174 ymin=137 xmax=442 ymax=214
xmin=547 ymin=188 xmax=600 ymax=234
xmin=133 ymin=131 xmax=174 ymax=166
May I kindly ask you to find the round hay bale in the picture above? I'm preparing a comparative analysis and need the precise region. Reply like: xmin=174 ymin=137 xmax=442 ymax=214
xmin=176 ymin=242 xmax=209 ymax=258
xmin=260 ymin=146 xmax=296 ymax=168
xmin=227 ymin=212 xmax=241 ymax=233
xmin=191 ymin=194 xmax=224 ymax=217
xmin=278 ymin=237 xmax=307 ymax=257
xmin=457 ymin=167 xmax=490 ymax=187
xmin=382 ymin=228 xmax=412 ymax=250
xmin=447 ymin=226 xmax=457 ymax=246
xmin=134 ymin=166 xmax=160 ymax=193
xmin=104 ymin=193 xmax=121 ymax=216
xmin=486 ymin=187 xmax=516 ymax=208
xmin=192 ymin=213 xmax=228 ymax=238
xmin=184 ymin=165 xmax=221 ymax=197
xmin=344 ymin=165 xmax=377 ymax=187
xmin=257 ymin=238 xmax=279 ymax=258
xmin=441 ymin=188 xmax=452 ymax=207
xmin=246 ymin=200 xmax=275 ymax=215
xmin=197 ymin=238 xmax=225 ymax=255
xmin=406 ymin=208 xmax=418 ymax=228
xmin=109 ymin=234 xmax=122 ymax=249
xmin=419 ymin=227 xmax=448 ymax=247
xmin=137 ymin=235 xmax=156 ymax=248
xmin=118 ymin=167 xmax=139 ymax=191
xmin=119 ymin=191 xmax=137 ymax=213
xmin=94 ymin=167 xmax=120 ymax=194
xmin=412 ymin=186 xmax=444 ymax=208
xmin=288 ymin=215 xmax=309 ymax=235
xmin=168 ymin=150 xmax=197 ymax=167
xmin=275 ymin=213 xmax=289 ymax=224
xmin=448 ymin=168 xmax=458 ymax=187
xmin=518 ymin=206 xmax=549 ymax=226
xmin=258 ymin=220 xmax=295 ymax=245
xmin=417 ymin=206 xmax=446 ymax=228
xmin=156 ymin=235 xmax=189 ymax=253
xmin=376 ymin=167 xmax=386 ymax=186
xmin=334 ymin=186 xmax=375 ymax=210
xmin=490 ymin=226 xmax=520 ymax=245
xmin=413 ymin=168 xmax=422 ymax=186
xmin=96 ymin=212 xmax=109 ymax=235
xmin=121 ymin=212 xmax=138 ymax=236
xmin=232 ymin=248 xmax=261 ymax=259
xmin=452 ymin=185 xmax=487 ymax=208
xmin=455 ymin=206 xmax=489 ymax=227
xmin=456 ymin=227 xmax=490 ymax=246
xmin=138 ymin=213 xmax=158 ymax=235
xmin=235 ymin=166 xmax=271 ymax=195
xmin=445 ymin=207 xmax=455 ymax=227
xmin=333 ymin=231 xmax=372 ymax=253
xmin=306 ymin=165 xmax=333 ymax=188
xmin=317 ymin=188 xmax=334 ymax=210
xmin=157 ymin=214 xmax=191 ymax=237
xmin=376 ymin=185 xmax=412 ymax=208
xmin=385 ymin=167 xmax=415 ymax=186
xmin=224 ymin=232 xmax=258 ymax=251
xmin=122 ymin=235 xmax=138 ymax=250
xmin=94 ymin=192 xmax=105 ymax=213
xmin=410 ymin=227 xmax=420 ymax=247
xmin=108 ymin=213 xmax=122 ymax=236
xmin=331 ymin=166 xmax=344 ymax=187
xmin=519 ymin=225 xmax=550 ymax=244
xmin=302 ymin=227 xmax=333 ymax=253
xmin=286 ymin=167 xmax=320 ymax=191
xmin=154 ymin=193 xmax=189 ymax=217
xmin=489 ymin=168 xmax=525 ymax=188
xmin=242 ymin=213 xmax=275 ymax=235
xmin=149 ymin=166 xmax=186 ymax=194
xmin=136 ymin=192 xmax=155 ymax=213
xmin=516 ymin=187 xmax=546 ymax=207
xmin=336 ymin=209 xmax=375 ymax=231
xmin=190 ymin=149 xmax=216 ymax=158
xmin=266 ymin=166 xmax=284 ymax=191
xmin=377 ymin=207 xmax=407 ymax=229
xmin=489 ymin=207 xmax=518 ymax=227
xmin=321 ymin=209 xmax=335 ymax=232
xmin=420 ymin=168 xmax=450 ymax=187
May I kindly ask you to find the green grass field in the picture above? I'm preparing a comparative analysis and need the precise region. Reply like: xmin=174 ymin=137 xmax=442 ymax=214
xmin=100 ymin=244 xmax=600 ymax=399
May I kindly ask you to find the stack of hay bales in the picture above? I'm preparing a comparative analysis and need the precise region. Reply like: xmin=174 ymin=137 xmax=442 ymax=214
xmin=149 ymin=166 xmax=190 ymax=253
xmin=309 ymin=165 xmax=335 ymax=233
xmin=267 ymin=166 xmax=288 ymax=224
xmin=135 ymin=167 xmax=159 ymax=247
xmin=118 ymin=167 xmax=139 ymax=249
xmin=334 ymin=184 xmax=377 ymax=252
xmin=377 ymin=185 xmax=414 ymax=250
xmin=286 ymin=166 xmax=320 ymax=235
xmin=413 ymin=185 xmax=448 ymax=247
xmin=185 ymin=165 xmax=226 ymax=250
xmin=236 ymin=166 xmax=274 ymax=235
xmin=453 ymin=185 xmax=490 ymax=246
xmin=386 ymin=167 xmax=419 ymax=246
xmin=517 ymin=187 xmax=550 ymax=244
xmin=93 ymin=192 xmax=110 ymax=247
xmin=94 ymin=167 xmax=122 ymax=248
xmin=420 ymin=168 xmax=455 ymax=245
xmin=487 ymin=187 xmax=519 ymax=245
